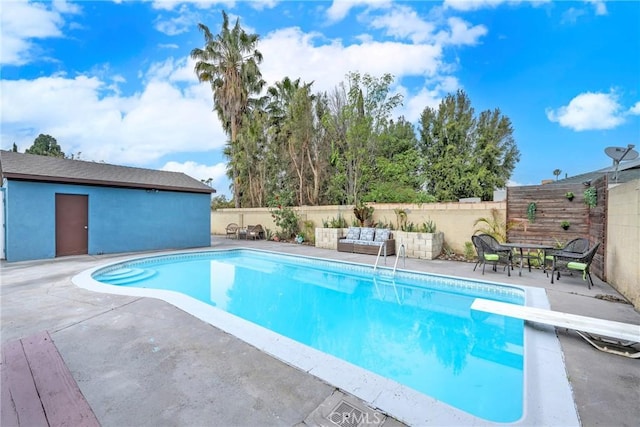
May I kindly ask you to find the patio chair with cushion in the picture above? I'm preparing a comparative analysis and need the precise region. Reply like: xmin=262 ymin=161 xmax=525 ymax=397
xmin=246 ymin=224 xmax=265 ymax=240
xmin=544 ymin=238 xmax=590 ymax=272
xmin=550 ymin=242 xmax=600 ymax=289
xmin=472 ymin=235 xmax=513 ymax=276
xmin=225 ymin=223 xmax=239 ymax=239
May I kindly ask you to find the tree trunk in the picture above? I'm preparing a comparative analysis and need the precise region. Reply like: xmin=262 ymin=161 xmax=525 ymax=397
xmin=231 ymin=120 xmax=240 ymax=208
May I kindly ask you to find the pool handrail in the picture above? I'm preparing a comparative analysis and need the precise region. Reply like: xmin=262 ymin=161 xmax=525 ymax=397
xmin=393 ymin=243 xmax=406 ymax=277
xmin=373 ymin=243 xmax=385 ymax=272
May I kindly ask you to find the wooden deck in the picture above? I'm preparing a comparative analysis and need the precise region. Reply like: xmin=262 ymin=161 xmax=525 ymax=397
xmin=1 ymin=331 xmax=100 ymax=427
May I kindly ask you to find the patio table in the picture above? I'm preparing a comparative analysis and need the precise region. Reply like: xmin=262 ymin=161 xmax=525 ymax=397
xmin=500 ymin=242 xmax=554 ymax=276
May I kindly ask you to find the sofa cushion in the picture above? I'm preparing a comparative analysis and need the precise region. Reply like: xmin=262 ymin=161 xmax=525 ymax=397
xmin=345 ymin=227 xmax=361 ymax=240
xmin=374 ymin=229 xmax=391 ymax=242
xmin=360 ymin=227 xmax=376 ymax=242
xmin=356 ymin=240 xmax=383 ymax=246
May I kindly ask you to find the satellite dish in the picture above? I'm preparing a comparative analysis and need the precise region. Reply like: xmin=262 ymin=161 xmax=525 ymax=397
xmin=604 ymin=144 xmax=638 ymax=182
xmin=605 ymin=145 xmax=639 ymax=162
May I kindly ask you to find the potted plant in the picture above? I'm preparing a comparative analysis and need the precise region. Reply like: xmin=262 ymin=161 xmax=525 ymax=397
xmin=565 ymin=192 xmax=574 ymax=201
xmin=560 ymin=220 xmax=571 ymax=230
xmin=584 ymin=187 xmax=597 ymax=208
xmin=527 ymin=202 xmax=537 ymax=223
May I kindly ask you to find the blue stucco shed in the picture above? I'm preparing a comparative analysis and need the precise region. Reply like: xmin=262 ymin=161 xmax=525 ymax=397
xmin=0 ymin=150 xmax=215 ymax=262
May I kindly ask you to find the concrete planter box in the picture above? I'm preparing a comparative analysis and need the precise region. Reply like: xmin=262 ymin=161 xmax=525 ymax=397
xmin=316 ymin=227 xmax=443 ymax=260
xmin=315 ymin=228 xmax=346 ymax=250
xmin=394 ymin=231 xmax=444 ymax=260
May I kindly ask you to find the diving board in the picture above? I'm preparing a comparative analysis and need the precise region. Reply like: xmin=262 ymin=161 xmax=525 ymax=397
xmin=471 ymin=298 xmax=640 ymax=358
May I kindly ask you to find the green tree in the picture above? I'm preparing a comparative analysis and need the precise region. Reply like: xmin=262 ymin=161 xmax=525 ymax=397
xmin=25 ymin=134 xmax=65 ymax=158
xmin=210 ymin=195 xmax=233 ymax=210
xmin=364 ymin=117 xmax=427 ymax=203
xmin=553 ymin=169 xmax=562 ymax=181
xmin=191 ymin=11 xmax=264 ymax=208
xmin=236 ymin=107 xmax=270 ymax=207
xmin=324 ymin=72 xmax=402 ymax=205
xmin=418 ymin=90 xmax=519 ymax=201
xmin=265 ymin=77 xmax=313 ymax=205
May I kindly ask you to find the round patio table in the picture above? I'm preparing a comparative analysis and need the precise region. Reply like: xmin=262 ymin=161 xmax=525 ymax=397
xmin=500 ymin=242 xmax=554 ymax=276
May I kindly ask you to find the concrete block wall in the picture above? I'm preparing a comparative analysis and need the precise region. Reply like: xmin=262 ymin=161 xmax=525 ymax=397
xmin=315 ymin=228 xmax=345 ymax=250
xmin=393 ymin=231 xmax=444 ymax=260
xmin=213 ymin=202 xmax=505 ymax=254
xmin=606 ymin=179 xmax=640 ymax=309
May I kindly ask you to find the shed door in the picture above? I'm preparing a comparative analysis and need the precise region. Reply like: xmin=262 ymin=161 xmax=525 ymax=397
xmin=55 ymin=194 xmax=88 ymax=257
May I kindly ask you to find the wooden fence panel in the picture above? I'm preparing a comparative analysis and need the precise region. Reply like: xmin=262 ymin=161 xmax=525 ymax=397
xmin=507 ymin=178 xmax=606 ymax=281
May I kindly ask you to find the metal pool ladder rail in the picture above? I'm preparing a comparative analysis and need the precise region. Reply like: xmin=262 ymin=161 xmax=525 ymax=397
xmin=393 ymin=243 xmax=406 ymax=277
xmin=373 ymin=244 xmax=385 ymax=272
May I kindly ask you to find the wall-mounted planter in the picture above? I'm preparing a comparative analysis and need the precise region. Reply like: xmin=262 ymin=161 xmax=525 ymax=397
xmin=527 ymin=202 xmax=537 ymax=223
xmin=565 ymin=192 xmax=574 ymax=201
xmin=560 ymin=221 xmax=570 ymax=230
xmin=584 ymin=187 xmax=597 ymax=208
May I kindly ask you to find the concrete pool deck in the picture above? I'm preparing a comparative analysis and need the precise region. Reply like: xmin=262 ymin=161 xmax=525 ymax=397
xmin=2 ymin=236 xmax=639 ymax=426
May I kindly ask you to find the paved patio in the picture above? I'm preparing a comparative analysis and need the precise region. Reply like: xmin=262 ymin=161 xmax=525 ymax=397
xmin=1 ymin=236 xmax=638 ymax=426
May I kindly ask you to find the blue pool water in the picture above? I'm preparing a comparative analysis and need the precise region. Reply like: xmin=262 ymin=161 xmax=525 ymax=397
xmin=93 ymin=250 xmax=525 ymax=422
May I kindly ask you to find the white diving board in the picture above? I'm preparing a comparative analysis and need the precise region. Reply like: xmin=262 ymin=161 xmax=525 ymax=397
xmin=471 ymin=298 xmax=640 ymax=358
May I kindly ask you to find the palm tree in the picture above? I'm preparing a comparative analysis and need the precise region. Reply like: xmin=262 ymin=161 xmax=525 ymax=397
xmin=553 ymin=169 xmax=562 ymax=181
xmin=191 ymin=11 xmax=264 ymax=208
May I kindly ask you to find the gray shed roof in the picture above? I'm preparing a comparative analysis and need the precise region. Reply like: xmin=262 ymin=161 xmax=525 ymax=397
xmin=0 ymin=150 xmax=215 ymax=194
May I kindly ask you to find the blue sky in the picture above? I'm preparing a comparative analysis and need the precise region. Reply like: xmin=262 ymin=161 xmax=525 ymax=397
xmin=1 ymin=0 xmax=639 ymax=198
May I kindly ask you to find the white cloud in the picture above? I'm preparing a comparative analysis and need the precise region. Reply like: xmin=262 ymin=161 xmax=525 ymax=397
xmin=440 ymin=17 xmax=488 ymax=46
xmin=150 ymin=0 xmax=236 ymax=12
xmin=52 ymin=0 xmax=82 ymax=14
xmin=368 ymin=5 xmax=436 ymax=43
xmin=0 ymin=66 xmax=226 ymax=165
xmin=562 ymin=1 xmax=607 ymax=23
xmin=629 ymin=102 xmax=640 ymax=116
xmin=443 ymin=0 xmax=508 ymax=12
xmin=443 ymin=0 xmax=551 ymax=11
xmin=258 ymin=26 xmax=446 ymax=94
xmin=393 ymin=75 xmax=461 ymax=122
xmin=155 ymin=8 xmax=198 ymax=35
xmin=546 ymin=91 xmax=625 ymax=131
xmin=561 ymin=7 xmax=586 ymax=25
xmin=162 ymin=160 xmax=228 ymax=193
xmin=365 ymin=7 xmax=487 ymax=46
xmin=0 ymin=0 xmax=73 ymax=65
xmin=248 ymin=0 xmax=280 ymax=11
xmin=585 ymin=0 xmax=607 ymax=15
xmin=326 ymin=0 xmax=391 ymax=23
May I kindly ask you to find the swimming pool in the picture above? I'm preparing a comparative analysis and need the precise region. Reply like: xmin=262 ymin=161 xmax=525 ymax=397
xmin=75 ymin=248 xmax=579 ymax=426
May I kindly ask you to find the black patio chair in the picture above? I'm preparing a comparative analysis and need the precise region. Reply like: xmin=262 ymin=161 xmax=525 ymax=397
xmin=544 ymin=238 xmax=590 ymax=273
xmin=550 ymin=242 xmax=600 ymax=289
xmin=472 ymin=235 xmax=513 ymax=276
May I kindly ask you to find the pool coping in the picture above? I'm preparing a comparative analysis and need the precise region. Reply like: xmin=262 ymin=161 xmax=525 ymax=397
xmin=72 ymin=248 xmax=580 ymax=426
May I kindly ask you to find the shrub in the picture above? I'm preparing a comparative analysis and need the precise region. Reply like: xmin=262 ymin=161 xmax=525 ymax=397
xmin=353 ymin=202 xmax=374 ymax=226
xmin=464 ymin=241 xmax=476 ymax=260
xmin=474 ymin=208 xmax=513 ymax=242
xmin=302 ymin=220 xmax=315 ymax=244
xmin=321 ymin=215 xmax=348 ymax=228
xmin=419 ymin=219 xmax=437 ymax=233
xmin=268 ymin=192 xmax=299 ymax=238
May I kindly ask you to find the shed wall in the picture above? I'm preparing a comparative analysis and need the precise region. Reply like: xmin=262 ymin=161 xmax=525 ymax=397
xmin=5 ymin=180 xmax=211 ymax=262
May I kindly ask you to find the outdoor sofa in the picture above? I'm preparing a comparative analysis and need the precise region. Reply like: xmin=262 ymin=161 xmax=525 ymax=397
xmin=337 ymin=226 xmax=396 ymax=256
